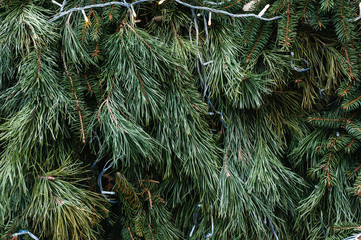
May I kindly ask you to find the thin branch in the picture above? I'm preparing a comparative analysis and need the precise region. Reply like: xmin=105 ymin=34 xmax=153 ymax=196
xmin=123 ymin=46 xmax=149 ymax=104
xmin=37 ymin=175 xmax=56 ymax=180
xmin=155 ymin=194 xmax=166 ymax=204
xmin=343 ymin=95 xmax=361 ymax=109
xmin=62 ymin=53 xmax=86 ymax=144
xmin=105 ymin=98 xmax=120 ymax=128
xmin=124 ymin=21 xmax=162 ymax=59
xmin=333 ymin=226 xmax=361 ymax=231
xmin=127 ymin=227 xmax=135 ymax=240
xmin=171 ymin=20 xmax=183 ymax=47
xmin=247 ymin=22 xmax=265 ymax=60
xmin=344 ymin=47 xmax=354 ymax=79
xmin=140 ymin=179 xmax=160 ymax=183
xmin=84 ymin=74 xmax=93 ymax=92
xmin=148 ymin=224 xmax=155 ymax=240
xmin=355 ymin=2 xmax=361 ymax=21
xmin=97 ymin=99 xmax=107 ymax=123
xmin=323 ymin=153 xmax=334 ymax=188
xmin=143 ymin=187 xmax=153 ymax=209
xmin=351 ymin=163 xmax=361 ymax=174
xmin=6 ymin=223 xmax=17 ymax=240
xmin=283 ymin=3 xmax=291 ymax=46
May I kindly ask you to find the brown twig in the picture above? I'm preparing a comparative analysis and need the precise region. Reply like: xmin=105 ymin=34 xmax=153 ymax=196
xmin=105 ymin=98 xmax=120 ymax=128
xmin=148 ymin=224 xmax=155 ymax=240
xmin=344 ymin=47 xmax=354 ymax=79
xmin=340 ymin=80 xmax=353 ymax=97
xmin=84 ymin=74 xmax=93 ymax=92
xmin=37 ymin=175 xmax=56 ymax=180
xmin=283 ymin=3 xmax=291 ymax=46
xmin=123 ymin=48 xmax=149 ymax=104
xmin=340 ymin=0 xmax=349 ymax=40
xmin=142 ymin=188 xmax=153 ymax=209
xmin=155 ymin=194 xmax=166 ymax=204
xmin=62 ymin=53 xmax=86 ymax=143
xmin=140 ymin=179 xmax=160 ymax=184
xmin=247 ymin=23 xmax=265 ymax=60
xmin=6 ymin=222 xmax=17 ymax=240
xmin=171 ymin=21 xmax=183 ymax=47
xmin=127 ymin=227 xmax=135 ymax=240
xmin=323 ymin=153 xmax=334 ymax=188
xmin=124 ymin=21 xmax=162 ymax=59
xmin=97 ymin=99 xmax=107 ymax=123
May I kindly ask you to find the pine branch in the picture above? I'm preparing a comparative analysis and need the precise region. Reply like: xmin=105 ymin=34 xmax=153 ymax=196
xmin=62 ymin=53 xmax=86 ymax=143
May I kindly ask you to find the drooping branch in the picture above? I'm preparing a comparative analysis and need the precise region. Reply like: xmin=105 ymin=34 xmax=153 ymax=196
xmin=62 ymin=53 xmax=86 ymax=143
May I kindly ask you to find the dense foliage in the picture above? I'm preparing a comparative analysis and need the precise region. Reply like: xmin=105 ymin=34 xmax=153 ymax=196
xmin=1 ymin=0 xmax=361 ymax=239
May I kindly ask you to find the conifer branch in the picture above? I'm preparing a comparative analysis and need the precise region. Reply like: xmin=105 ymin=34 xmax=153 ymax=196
xmin=6 ymin=223 xmax=18 ymax=240
xmin=124 ymin=48 xmax=149 ymax=104
xmin=171 ymin=21 xmax=182 ymax=46
xmin=62 ymin=53 xmax=86 ymax=144
xmin=343 ymin=95 xmax=361 ymax=109
xmin=301 ymin=0 xmax=310 ymax=19
xmin=97 ymin=99 xmax=107 ymax=123
xmin=351 ymin=164 xmax=361 ymax=174
xmin=354 ymin=2 xmax=361 ymax=21
xmin=148 ymin=224 xmax=155 ymax=240
xmin=124 ymin=21 xmax=162 ymax=59
xmin=37 ymin=175 xmax=56 ymax=180
xmin=221 ymin=0 xmax=243 ymax=10
xmin=143 ymin=187 xmax=153 ymax=209
xmin=348 ymin=122 xmax=361 ymax=135
xmin=4 ymin=1 xmax=361 ymax=239
xmin=271 ymin=1 xmax=283 ymax=15
xmin=323 ymin=152 xmax=334 ymax=188
xmin=247 ymin=23 xmax=265 ymax=60
xmin=35 ymin=49 xmax=41 ymax=82
xmin=283 ymin=3 xmax=291 ymax=46
xmin=84 ymin=74 xmax=93 ymax=93
xmin=127 ymin=227 xmax=135 ymax=240
xmin=317 ymin=3 xmax=322 ymax=28
xmin=340 ymin=81 xmax=353 ymax=97
xmin=340 ymin=1 xmax=349 ymax=39
xmin=308 ymin=117 xmax=346 ymax=122
xmin=105 ymin=98 xmax=120 ymax=128
xmin=344 ymin=47 xmax=354 ymax=79
xmin=244 ymin=19 xmax=257 ymax=46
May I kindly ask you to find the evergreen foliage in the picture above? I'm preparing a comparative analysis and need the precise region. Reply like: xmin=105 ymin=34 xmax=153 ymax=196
xmin=1 ymin=0 xmax=361 ymax=239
